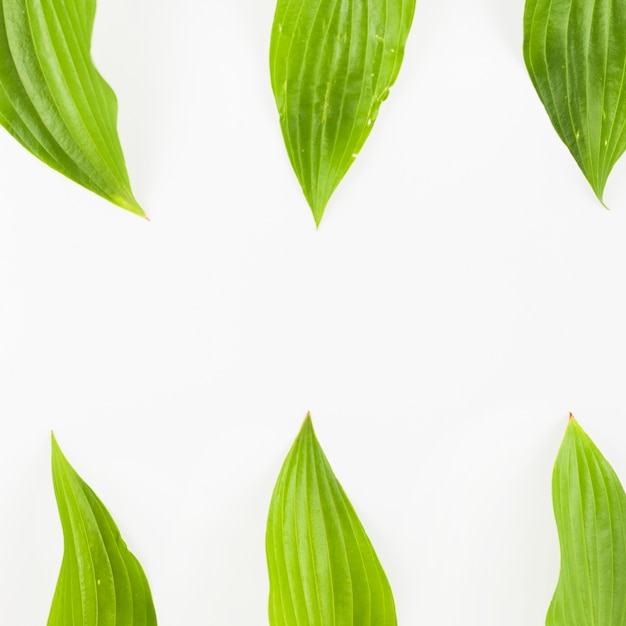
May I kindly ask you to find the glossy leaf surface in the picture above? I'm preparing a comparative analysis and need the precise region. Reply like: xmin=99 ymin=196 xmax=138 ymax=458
xmin=270 ymin=0 xmax=415 ymax=225
xmin=266 ymin=414 xmax=396 ymax=626
xmin=547 ymin=416 xmax=626 ymax=626
xmin=524 ymin=0 xmax=626 ymax=204
xmin=0 ymin=0 xmax=143 ymax=215
xmin=49 ymin=435 xmax=157 ymax=626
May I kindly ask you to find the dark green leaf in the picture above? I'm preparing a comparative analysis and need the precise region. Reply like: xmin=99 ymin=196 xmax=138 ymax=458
xmin=49 ymin=434 xmax=157 ymax=626
xmin=0 ymin=0 xmax=144 ymax=215
xmin=547 ymin=415 xmax=626 ymax=626
xmin=524 ymin=0 xmax=626 ymax=204
xmin=266 ymin=413 xmax=396 ymax=625
xmin=270 ymin=0 xmax=416 ymax=225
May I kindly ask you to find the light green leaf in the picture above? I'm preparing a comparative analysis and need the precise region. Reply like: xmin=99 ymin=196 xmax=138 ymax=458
xmin=266 ymin=413 xmax=396 ymax=626
xmin=49 ymin=434 xmax=157 ymax=626
xmin=547 ymin=415 xmax=626 ymax=626
xmin=270 ymin=0 xmax=415 ymax=226
xmin=0 ymin=0 xmax=144 ymax=216
xmin=523 ymin=0 xmax=626 ymax=205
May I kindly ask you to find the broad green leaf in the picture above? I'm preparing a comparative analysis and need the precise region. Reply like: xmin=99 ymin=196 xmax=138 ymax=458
xmin=0 ymin=0 xmax=144 ymax=216
xmin=523 ymin=0 xmax=626 ymax=205
xmin=49 ymin=434 xmax=157 ymax=626
xmin=270 ymin=0 xmax=416 ymax=226
xmin=266 ymin=413 xmax=396 ymax=626
xmin=547 ymin=415 xmax=626 ymax=626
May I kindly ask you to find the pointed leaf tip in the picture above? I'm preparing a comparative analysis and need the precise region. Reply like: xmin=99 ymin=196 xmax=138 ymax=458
xmin=548 ymin=418 xmax=626 ymax=626
xmin=49 ymin=437 xmax=157 ymax=626
xmin=0 ymin=0 xmax=142 ymax=215
xmin=267 ymin=414 xmax=396 ymax=625
xmin=524 ymin=0 xmax=626 ymax=204
xmin=270 ymin=0 xmax=416 ymax=225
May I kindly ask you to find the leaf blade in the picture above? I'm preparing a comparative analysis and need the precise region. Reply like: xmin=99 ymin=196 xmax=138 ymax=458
xmin=524 ymin=0 xmax=626 ymax=204
xmin=49 ymin=434 xmax=157 ymax=626
xmin=266 ymin=413 xmax=396 ymax=626
xmin=547 ymin=415 xmax=626 ymax=626
xmin=0 ymin=0 xmax=143 ymax=215
xmin=270 ymin=0 xmax=416 ymax=225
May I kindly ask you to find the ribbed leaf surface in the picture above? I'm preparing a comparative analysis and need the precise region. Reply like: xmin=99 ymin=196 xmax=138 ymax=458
xmin=266 ymin=414 xmax=396 ymax=626
xmin=0 ymin=0 xmax=143 ymax=215
xmin=547 ymin=416 xmax=626 ymax=626
xmin=524 ymin=0 xmax=626 ymax=204
xmin=49 ymin=435 xmax=157 ymax=626
xmin=270 ymin=0 xmax=415 ymax=225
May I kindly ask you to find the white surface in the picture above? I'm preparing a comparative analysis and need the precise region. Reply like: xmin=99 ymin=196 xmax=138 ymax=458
xmin=1 ymin=0 xmax=626 ymax=623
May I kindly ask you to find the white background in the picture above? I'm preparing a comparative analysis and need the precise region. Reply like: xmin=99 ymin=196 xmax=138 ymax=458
xmin=2 ymin=0 xmax=626 ymax=623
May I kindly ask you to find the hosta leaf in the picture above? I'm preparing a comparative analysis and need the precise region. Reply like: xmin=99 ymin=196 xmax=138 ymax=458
xmin=266 ymin=413 xmax=396 ymax=626
xmin=270 ymin=0 xmax=416 ymax=226
xmin=49 ymin=434 xmax=157 ymax=626
xmin=523 ymin=0 xmax=626 ymax=204
xmin=0 ymin=0 xmax=143 ymax=215
xmin=547 ymin=415 xmax=626 ymax=626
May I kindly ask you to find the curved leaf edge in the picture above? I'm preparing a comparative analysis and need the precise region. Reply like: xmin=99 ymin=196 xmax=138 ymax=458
xmin=49 ymin=433 xmax=157 ymax=626
xmin=0 ymin=0 xmax=145 ymax=217
xmin=266 ymin=413 xmax=397 ymax=626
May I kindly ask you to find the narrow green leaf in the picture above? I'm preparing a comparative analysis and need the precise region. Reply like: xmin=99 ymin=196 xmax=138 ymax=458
xmin=523 ymin=0 xmax=626 ymax=205
xmin=49 ymin=434 xmax=157 ymax=626
xmin=270 ymin=0 xmax=416 ymax=226
xmin=547 ymin=415 xmax=626 ymax=626
xmin=0 ymin=0 xmax=144 ymax=216
xmin=266 ymin=413 xmax=396 ymax=626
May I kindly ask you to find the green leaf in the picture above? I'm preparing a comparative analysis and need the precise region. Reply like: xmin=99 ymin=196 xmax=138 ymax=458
xmin=266 ymin=413 xmax=396 ymax=626
xmin=270 ymin=0 xmax=415 ymax=226
xmin=0 ymin=0 xmax=144 ymax=216
xmin=49 ymin=434 xmax=157 ymax=626
xmin=547 ymin=415 xmax=626 ymax=626
xmin=523 ymin=0 xmax=626 ymax=205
